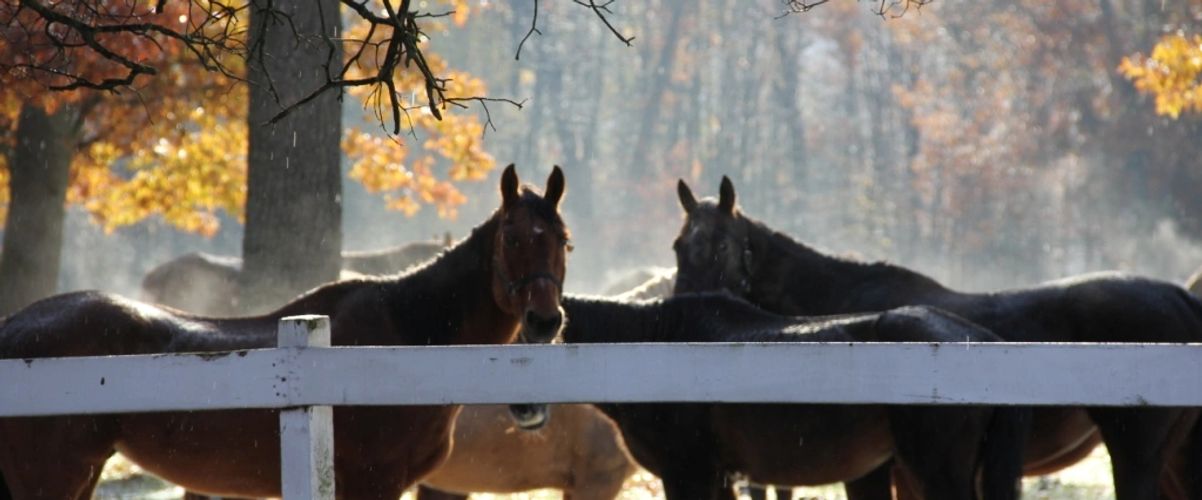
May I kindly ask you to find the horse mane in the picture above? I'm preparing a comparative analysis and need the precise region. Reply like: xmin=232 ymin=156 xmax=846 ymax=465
xmin=563 ymin=292 xmax=875 ymax=345
xmin=739 ymin=212 xmax=948 ymax=307
xmin=742 ymin=216 xmax=897 ymax=276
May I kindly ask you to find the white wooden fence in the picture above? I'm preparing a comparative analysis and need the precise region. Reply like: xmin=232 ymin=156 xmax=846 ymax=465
xmin=1 ymin=315 xmax=1200 ymax=498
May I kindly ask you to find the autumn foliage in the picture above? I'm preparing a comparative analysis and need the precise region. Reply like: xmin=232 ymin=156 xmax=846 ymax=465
xmin=1120 ymin=32 xmax=1202 ymax=118
xmin=0 ymin=0 xmax=496 ymax=235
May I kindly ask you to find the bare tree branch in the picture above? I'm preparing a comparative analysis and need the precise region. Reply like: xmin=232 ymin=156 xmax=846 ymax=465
xmin=572 ymin=0 xmax=634 ymax=47
xmin=779 ymin=0 xmax=931 ymax=17
xmin=443 ymin=96 xmax=527 ymax=137
xmin=4 ymin=0 xmax=246 ymax=92
xmin=515 ymin=0 xmax=542 ymax=60
xmin=2 ymin=0 xmax=632 ymax=136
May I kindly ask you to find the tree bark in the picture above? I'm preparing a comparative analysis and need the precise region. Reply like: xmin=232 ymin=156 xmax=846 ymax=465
xmin=240 ymin=0 xmax=343 ymax=313
xmin=0 ymin=104 xmax=79 ymax=316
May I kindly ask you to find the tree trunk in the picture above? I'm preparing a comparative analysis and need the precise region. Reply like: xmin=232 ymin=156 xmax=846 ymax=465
xmin=0 ymin=104 xmax=79 ymax=316
xmin=628 ymin=1 xmax=685 ymax=173
xmin=240 ymin=0 xmax=343 ymax=313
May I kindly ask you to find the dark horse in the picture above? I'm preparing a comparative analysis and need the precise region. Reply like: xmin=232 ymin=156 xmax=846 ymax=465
xmin=0 ymin=165 xmax=570 ymax=499
xmin=141 ymin=238 xmax=450 ymax=316
xmin=556 ymin=293 xmax=1024 ymax=500
xmin=672 ymin=177 xmax=1202 ymax=500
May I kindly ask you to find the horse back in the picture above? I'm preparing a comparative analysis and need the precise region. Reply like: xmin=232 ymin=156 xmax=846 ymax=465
xmin=140 ymin=252 xmax=242 ymax=315
xmin=917 ymin=272 xmax=1202 ymax=344
xmin=0 ymin=290 xmax=283 ymax=359
xmin=1025 ymin=273 xmax=1202 ymax=343
xmin=341 ymin=241 xmax=445 ymax=276
xmin=872 ymin=305 xmax=1002 ymax=343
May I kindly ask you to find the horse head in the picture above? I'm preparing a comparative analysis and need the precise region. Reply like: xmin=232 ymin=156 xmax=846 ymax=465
xmin=491 ymin=164 xmax=570 ymax=344
xmin=673 ymin=176 xmax=755 ymax=297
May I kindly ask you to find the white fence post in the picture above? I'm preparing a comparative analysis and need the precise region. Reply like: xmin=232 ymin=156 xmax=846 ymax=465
xmin=278 ymin=315 xmax=334 ymax=499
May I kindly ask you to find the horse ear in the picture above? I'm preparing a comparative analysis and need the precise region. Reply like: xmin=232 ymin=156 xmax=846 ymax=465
xmin=718 ymin=175 xmax=736 ymax=214
xmin=677 ymin=179 xmax=698 ymax=214
xmin=545 ymin=165 xmax=565 ymax=208
xmin=501 ymin=164 xmax=519 ymax=208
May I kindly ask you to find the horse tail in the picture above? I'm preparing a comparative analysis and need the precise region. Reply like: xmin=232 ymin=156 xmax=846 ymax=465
xmin=978 ymin=406 xmax=1030 ymax=500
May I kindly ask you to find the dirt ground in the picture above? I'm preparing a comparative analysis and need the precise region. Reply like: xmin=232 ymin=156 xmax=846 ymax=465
xmin=95 ymin=447 xmax=1115 ymax=499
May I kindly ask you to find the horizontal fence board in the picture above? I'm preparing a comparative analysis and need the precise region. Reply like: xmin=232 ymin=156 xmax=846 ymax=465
xmin=0 ymin=349 xmax=291 ymax=416
xmin=2 ymin=342 xmax=1201 ymax=416
xmin=291 ymin=343 xmax=1202 ymax=407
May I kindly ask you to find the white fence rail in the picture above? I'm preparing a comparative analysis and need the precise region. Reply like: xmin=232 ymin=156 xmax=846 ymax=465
xmin=2 ymin=315 xmax=1200 ymax=498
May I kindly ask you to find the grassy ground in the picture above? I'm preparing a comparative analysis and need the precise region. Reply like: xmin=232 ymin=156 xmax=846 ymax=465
xmin=95 ymin=447 xmax=1115 ymax=499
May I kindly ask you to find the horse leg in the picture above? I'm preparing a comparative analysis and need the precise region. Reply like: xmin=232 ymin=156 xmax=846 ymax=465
xmin=415 ymin=485 xmax=470 ymax=500
xmin=658 ymin=467 xmax=737 ymax=500
xmin=336 ymin=466 xmax=410 ymax=500
xmin=0 ymin=468 xmax=10 ymax=500
xmin=744 ymin=484 xmax=793 ymax=500
xmin=978 ymin=407 xmax=1030 ymax=500
xmin=0 ymin=416 xmax=117 ymax=499
xmin=1183 ymin=416 xmax=1202 ymax=500
xmin=1090 ymin=407 xmax=1194 ymax=500
xmin=1155 ymin=410 xmax=1202 ymax=500
xmin=73 ymin=468 xmax=109 ymax=500
xmin=892 ymin=464 xmax=926 ymax=500
xmin=843 ymin=463 xmax=894 ymax=500
xmin=888 ymin=406 xmax=987 ymax=500
xmin=181 ymin=492 xmax=258 ymax=500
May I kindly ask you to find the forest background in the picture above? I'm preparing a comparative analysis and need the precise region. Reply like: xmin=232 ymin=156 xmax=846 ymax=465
xmin=3 ymin=0 xmax=1201 ymax=302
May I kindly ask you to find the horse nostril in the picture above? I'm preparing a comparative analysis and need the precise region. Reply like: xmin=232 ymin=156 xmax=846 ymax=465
xmin=525 ymin=310 xmax=563 ymax=333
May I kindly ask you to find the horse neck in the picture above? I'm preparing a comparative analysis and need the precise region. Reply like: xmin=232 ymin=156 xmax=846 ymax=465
xmin=561 ymin=296 xmax=665 ymax=343
xmin=395 ymin=215 xmax=515 ymax=345
xmin=268 ymin=215 xmax=514 ymax=346
xmin=745 ymin=220 xmax=947 ymax=314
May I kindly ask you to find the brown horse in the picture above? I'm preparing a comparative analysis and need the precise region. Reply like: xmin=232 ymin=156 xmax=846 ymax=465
xmin=556 ymin=293 xmax=1024 ymax=500
xmin=414 ymin=404 xmax=637 ymax=500
xmin=141 ymin=239 xmax=450 ymax=316
xmin=672 ymin=177 xmax=1202 ymax=500
xmin=0 ymin=164 xmax=570 ymax=500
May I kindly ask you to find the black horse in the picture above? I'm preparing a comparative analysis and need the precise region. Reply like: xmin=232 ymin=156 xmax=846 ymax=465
xmin=672 ymin=177 xmax=1202 ymax=500
xmin=554 ymin=293 xmax=1026 ymax=500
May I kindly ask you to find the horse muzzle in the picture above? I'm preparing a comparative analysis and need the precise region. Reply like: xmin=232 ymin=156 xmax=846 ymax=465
xmin=520 ymin=307 xmax=564 ymax=344
xmin=508 ymin=403 xmax=550 ymax=430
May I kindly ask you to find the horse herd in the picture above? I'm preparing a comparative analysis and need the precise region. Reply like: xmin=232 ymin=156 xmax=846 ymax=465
xmin=1 ymin=165 xmax=1201 ymax=500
